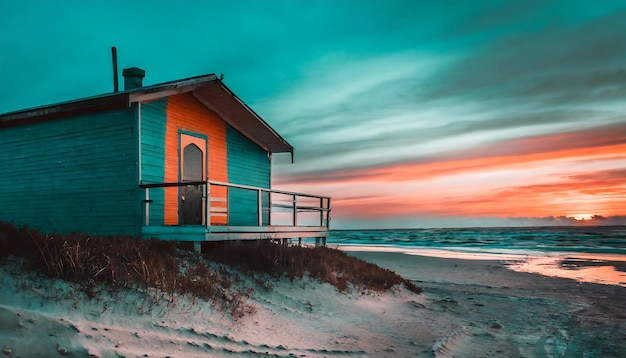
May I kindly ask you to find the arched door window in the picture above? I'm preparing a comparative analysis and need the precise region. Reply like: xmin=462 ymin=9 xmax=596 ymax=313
xmin=179 ymin=133 xmax=207 ymax=225
xmin=183 ymin=144 xmax=203 ymax=181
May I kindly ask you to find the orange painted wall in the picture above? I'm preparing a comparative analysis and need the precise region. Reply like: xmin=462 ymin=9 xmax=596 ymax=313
xmin=163 ymin=93 xmax=228 ymax=225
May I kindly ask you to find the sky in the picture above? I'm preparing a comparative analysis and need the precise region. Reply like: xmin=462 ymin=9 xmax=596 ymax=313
xmin=1 ymin=0 xmax=625 ymax=229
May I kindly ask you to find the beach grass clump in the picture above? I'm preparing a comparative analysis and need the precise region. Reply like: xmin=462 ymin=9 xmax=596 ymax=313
xmin=0 ymin=222 xmax=252 ymax=318
xmin=204 ymin=241 xmax=423 ymax=294
xmin=0 ymin=222 xmax=422 ymax=317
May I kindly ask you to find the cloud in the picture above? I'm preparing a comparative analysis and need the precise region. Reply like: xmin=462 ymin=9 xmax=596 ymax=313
xmin=278 ymin=131 xmax=626 ymax=223
xmin=442 ymin=167 xmax=626 ymax=218
xmin=567 ymin=169 xmax=626 ymax=186
xmin=428 ymin=7 xmax=626 ymax=106
xmin=275 ymin=122 xmax=626 ymax=185
xmin=265 ymin=4 xmax=626 ymax=186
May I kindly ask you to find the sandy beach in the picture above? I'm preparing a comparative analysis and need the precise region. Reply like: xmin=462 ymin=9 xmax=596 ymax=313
xmin=1 ymin=249 xmax=625 ymax=357
xmin=347 ymin=250 xmax=626 ymax=357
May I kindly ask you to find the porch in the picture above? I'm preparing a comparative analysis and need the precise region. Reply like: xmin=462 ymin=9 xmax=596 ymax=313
xmin=140 ymin=180 xmax=330 ymax=246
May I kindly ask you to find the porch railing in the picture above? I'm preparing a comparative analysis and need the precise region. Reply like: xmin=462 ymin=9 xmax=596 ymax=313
xmin=139 ymin=180 xmax=331 ymax=229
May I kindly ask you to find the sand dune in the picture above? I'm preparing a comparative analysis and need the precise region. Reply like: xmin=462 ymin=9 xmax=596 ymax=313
xmin=1 ymin=250 xmax=625 ymax=357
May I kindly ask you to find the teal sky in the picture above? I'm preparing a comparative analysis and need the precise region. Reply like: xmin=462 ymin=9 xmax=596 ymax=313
xmin=2 ymin=0 xmax=626 ymax=228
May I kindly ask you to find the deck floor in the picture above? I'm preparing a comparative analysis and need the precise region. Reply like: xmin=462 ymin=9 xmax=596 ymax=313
xmin=142 ymin=225 xmax=329 ymax=242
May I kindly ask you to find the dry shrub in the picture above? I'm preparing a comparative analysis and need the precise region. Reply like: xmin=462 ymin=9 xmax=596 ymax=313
xmin=0 ymin=222 xmax=421 ymax=319
xmin=204 ymin=241 xmax=422 ymax=294
xmin=0 ymin=222 xmax=253 ymax=317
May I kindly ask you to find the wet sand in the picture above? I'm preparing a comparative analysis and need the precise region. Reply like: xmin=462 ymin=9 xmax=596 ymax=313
xmin=348 ymin=250 xmax=626 ymax=357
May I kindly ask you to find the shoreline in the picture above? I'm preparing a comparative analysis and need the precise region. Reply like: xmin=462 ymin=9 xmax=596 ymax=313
xmin=336 ymin=244 xmax=626 ymax=287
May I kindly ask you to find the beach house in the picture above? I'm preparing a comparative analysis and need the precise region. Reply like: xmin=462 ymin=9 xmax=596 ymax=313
xmin=0 ymin=68 xmax=330 ymax=249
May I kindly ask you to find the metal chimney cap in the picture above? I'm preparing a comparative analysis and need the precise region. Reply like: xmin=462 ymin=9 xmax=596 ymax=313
xmin=122 ymin=67 xmax=145 ymax=77
xmin=122 ymin=67 xmax=146 ymax=90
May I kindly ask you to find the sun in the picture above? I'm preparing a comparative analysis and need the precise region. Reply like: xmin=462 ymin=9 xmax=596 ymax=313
xmin=572 ymin=213 xmax=593 ymax=221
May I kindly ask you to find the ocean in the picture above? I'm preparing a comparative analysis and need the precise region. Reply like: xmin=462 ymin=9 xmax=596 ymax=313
xmin=326 ymin=226 xmax=626 ymax=255
xmin=322 ymin=226 xmax=626 ymax=287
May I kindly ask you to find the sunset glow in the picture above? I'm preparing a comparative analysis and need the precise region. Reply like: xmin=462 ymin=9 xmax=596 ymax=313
xmin=275 ymin=129 xmax=626 ymax=227
xmin=571 ymin=214 xmax=594 ymax=221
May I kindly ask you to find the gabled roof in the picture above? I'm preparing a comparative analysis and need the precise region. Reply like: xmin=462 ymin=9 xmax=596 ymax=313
xmin=0 ymin=74 xmax=293 ymax=154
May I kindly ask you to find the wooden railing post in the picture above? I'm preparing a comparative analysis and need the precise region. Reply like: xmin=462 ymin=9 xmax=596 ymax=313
xmin=226 ymin=186 xmax=230 ymax=226
xmin=326 ymin=198 xmax=331 ymax=228
xmin=292 ymin=194 xmax=297 ymax=227
xmin=319 ymin=197 xmax=324 ymax=227
xmin=257 ymin=189 xmax=262 ymax=227
xmin=205 ymin=181 xmax=210 ymax=229
xmin=145 ymin=187 xmax=150 ymax=226
xmin=268 ymin=192 xmax=272 ymax=226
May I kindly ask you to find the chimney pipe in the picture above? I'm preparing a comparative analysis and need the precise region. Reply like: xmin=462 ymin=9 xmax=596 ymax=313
xmin=122 ymin=67 xmax=146 ymax=90
xmin=111 ymin=47 xmax=119 ymax=92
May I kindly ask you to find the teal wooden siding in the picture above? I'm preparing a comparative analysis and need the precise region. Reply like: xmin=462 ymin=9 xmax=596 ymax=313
xmin=226 ymin=125 xmax=271 ymax=226
xmin=0 ymin=108 xmax=139 ymax=236
xmin=140 ymin=99 xmax=168 ymax=225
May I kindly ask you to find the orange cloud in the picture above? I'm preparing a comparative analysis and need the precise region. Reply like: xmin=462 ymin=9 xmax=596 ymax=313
xmin=277 ymin=122 xmax=626 ymax=186
xmin=276 ymin=123 xmax=626 ymax=222
xmin=361 ymin=143 xmax=626 ymax=184
xmin=291 ymin=150 xmax=626 ymax=220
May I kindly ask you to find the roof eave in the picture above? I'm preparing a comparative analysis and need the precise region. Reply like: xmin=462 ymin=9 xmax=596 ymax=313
xmin=191 ymin=81 xmax=294 ymax=154
xmin=0 ymin=74 xmax=220 ymax=127
xmin=0 ymin=93 xmax=130 ymax=128
xmin=128 ymin=74 xmax=218 ymax=103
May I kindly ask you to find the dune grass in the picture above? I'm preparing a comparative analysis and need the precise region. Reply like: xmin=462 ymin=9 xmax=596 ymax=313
xmin=0 ymin=222 xmax=421 ymax=317
xmin=204 ymin=241 xmax=422 ymax=294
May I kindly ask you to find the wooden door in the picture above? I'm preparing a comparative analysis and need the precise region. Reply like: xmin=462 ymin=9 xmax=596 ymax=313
xmin=179 ymin=133 xmax=207 ymax=225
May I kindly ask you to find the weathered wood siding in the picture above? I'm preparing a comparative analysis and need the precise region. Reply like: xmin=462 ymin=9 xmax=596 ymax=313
xmin=163 ymin=94 xmax=228 ymax=225
xmin=0 ymin=108 xmax=139 ymax=235
xmin=140 ymin=99 xmax=167 ymax=225
xmin=139 ymin=93 xmax=272 ymax=228
xmin=226 ymin=125 xmax=271 ymax=226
